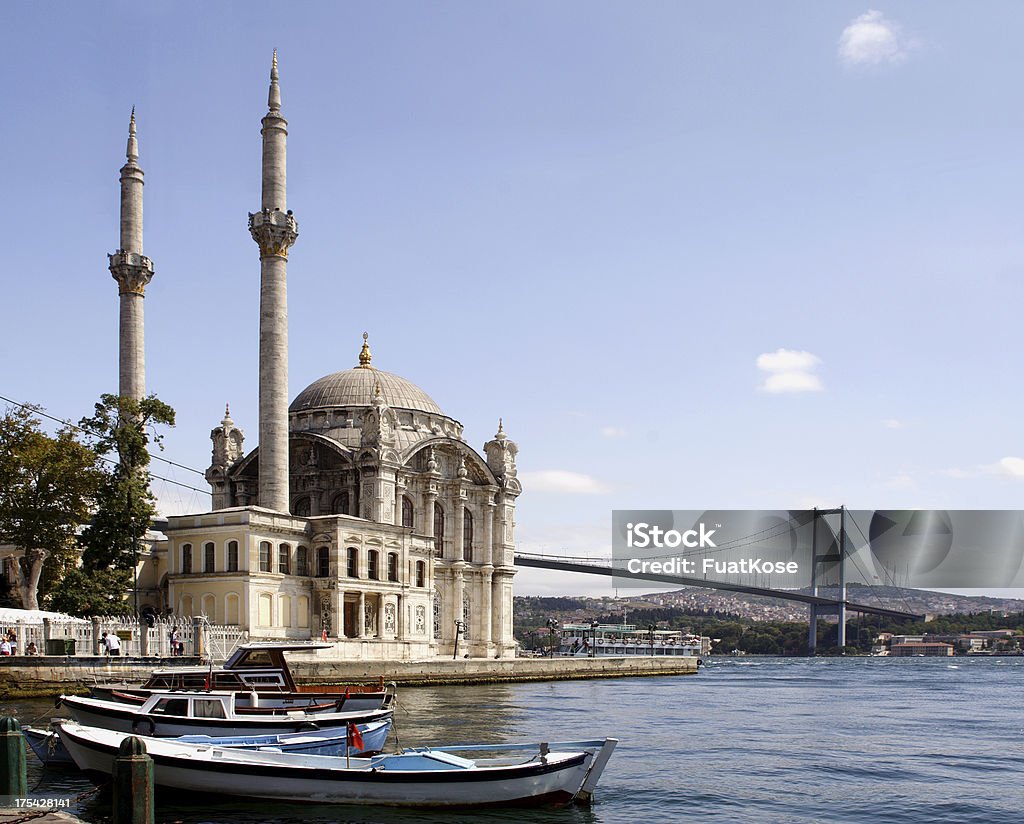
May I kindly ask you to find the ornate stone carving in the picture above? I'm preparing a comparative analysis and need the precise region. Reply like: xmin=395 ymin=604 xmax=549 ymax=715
xmin=384 ymin=602 xmax=396 ymax=634
xmin=364 ymin=600 xmax=377 ymax=634
xmin=108 ymin=250 xmax=154 ymax=296
xmin=484 ymin=419 xmax=518 ymax=480
xmin=248 ymin=208 xmax=298 ymax=258
xmin=415 ymin=604 xmax=426 ymax=634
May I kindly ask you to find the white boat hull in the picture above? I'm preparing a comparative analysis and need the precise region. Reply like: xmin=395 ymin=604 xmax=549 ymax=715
xmin=58 ymin=723 xmax=615 ymax=807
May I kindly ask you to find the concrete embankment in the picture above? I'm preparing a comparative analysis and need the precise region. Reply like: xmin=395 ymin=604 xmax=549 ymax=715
xmin=289 ymin=655 xmax=699 ymax=686
xmin=0 ymin=654 xmax=697 ymax=695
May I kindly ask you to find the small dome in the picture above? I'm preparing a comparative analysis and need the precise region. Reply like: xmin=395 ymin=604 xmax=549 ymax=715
xmin=290 ymin=368 xmax=443 ymax=415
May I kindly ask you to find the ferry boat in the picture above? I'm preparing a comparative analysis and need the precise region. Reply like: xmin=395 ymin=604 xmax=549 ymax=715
xmin=556 ymin=623 xmax=709 ymax=657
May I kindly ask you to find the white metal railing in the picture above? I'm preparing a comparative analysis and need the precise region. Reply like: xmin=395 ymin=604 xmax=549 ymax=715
xmin=0 ymin=614 xmax=246 ymax=661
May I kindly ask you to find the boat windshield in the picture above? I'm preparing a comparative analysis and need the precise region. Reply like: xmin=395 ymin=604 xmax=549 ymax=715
xmin=151 ymin=698 xmax=189 ymax=716
xmin=192 ymin=699 xmax=227 ymax=719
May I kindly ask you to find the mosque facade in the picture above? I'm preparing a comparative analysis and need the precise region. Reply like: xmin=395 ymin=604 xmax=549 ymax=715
xmin=122 ymin=56 xmax=520 ymax=659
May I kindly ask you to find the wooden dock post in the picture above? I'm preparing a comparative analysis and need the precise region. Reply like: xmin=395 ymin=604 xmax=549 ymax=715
xmin=113 ymin=736 xmax=154 ymax=824
xmin=1 ymin=717 xmax=27 ymax=798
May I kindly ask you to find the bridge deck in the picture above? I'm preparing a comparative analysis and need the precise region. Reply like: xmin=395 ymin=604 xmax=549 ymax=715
xmin=514 ymin=555 xmax=922 ymax=621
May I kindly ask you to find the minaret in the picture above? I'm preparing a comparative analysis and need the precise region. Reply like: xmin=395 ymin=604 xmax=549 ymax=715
xmin=108 ymin=108 xmax=154 ymax=400
xmin=249 ymin=51 xmax=298 ymax=513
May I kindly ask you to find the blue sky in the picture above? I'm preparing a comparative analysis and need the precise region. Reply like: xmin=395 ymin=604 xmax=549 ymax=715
xmin=5 ymin=3 xmax=1024 ymax=597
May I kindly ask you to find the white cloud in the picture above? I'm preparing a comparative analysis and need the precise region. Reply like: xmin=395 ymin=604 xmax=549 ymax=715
xmin=996 ymin=457 xmax=1024 ymax=478
xmin=883 ymin=419 xmax=905 ymax=430
xmin=599 ymin=426 xmax=626 ymax=438
xmin=756 ymin=348 xmax=824 ymax=394
xmin=519 ymin=470 xmax=610 ymax=495
xmin=838 ymin=10 xmax=916 ymax=68
xmin=882 ymin=473 xmax=916 ymax=490
xmin=940 ymin=457 xmax=1024 ymax=480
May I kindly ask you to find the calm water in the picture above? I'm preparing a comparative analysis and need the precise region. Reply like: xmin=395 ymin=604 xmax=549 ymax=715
xmin=3 ymin=656 xmax=1022 ymax=823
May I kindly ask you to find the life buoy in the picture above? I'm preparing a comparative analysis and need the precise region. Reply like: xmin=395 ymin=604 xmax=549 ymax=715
xmin=131 ymin=718 xmax=156 ymax=736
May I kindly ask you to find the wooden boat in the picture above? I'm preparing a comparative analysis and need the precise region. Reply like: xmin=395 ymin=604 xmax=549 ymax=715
xmin=24 ymin=717 xmax=391 ymax=766
xmin=57 ymin=722 xmax=618 ymax=807
xmin=60 ymin=690 xmax=392 ymax=737
xmin=89 ymin=642 xmax=393 ymax=713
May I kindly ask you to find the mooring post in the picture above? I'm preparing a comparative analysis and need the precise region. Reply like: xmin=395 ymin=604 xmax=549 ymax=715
xmin=1 ymin=717 xmax=27 ymax=799
xmin=192 ymin=617 xmax=204 ymax=658
xmin=113 ymin=735 xmax=155 ymax=824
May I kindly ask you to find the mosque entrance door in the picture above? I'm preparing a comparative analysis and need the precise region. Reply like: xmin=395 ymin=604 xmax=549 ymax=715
xmin=343 ymin=599 xmax=358 ymax=638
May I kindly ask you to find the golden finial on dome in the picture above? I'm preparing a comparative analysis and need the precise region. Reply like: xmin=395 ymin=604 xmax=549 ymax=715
xmin=358 ymin=331 xmax=372 ymax=368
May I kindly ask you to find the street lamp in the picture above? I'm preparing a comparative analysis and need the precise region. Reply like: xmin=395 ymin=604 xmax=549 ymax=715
xmin=546 ymin=618 xmax=559 ymax=658
xmin=453 ymin=620 xmax=465 ymax=660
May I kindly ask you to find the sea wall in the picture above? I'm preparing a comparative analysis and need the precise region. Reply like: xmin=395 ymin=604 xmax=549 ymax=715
xmin=0 ymin=654 xmax=697 ymax=696
xmin=288 ymin=655 xmax=699 ymax=687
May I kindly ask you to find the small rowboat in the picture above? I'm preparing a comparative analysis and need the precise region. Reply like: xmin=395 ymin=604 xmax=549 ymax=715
xmin=26 ymin=717 xmax=391 ymax=766
xmin=57 ymin=722 xmax=618 ymax=807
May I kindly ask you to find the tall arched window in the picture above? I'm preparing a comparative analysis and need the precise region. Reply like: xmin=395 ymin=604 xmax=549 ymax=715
xmin=227 ymin=541 xmax=239 ymax=572
xmin=433 ymin=504 xmax=445 ymax=556
xmin=367 ymin=550 xmax=379 ymax=581
xmin=259 ymin=542 xmax=272 ymax=572
xmin=402 ymin=496 xmax=414 ymax=528
xmin=296 ymin=546 xmax=309 ymax=576
xmin=316 ymin=546 xmax=330 ymax=578
xmin=416 ymin=560 xmax=426 ymax=588
xmin=332 ymin=492 xmax=349 ymax=516
xmin=181 ymin=544 xmax=193 ymax=574
xmin=293 ymin=497 xmax=311 ymax=517
xmin=204 ymin=542 xmax=216 ymax=573
xmin=387 ymin=552 xmax=398 ymax=583
xmin=278 ymin=544 xmax=290 ymax=575
xmin=463 ymin=509 xmax=474 ymax=562
xmin=346 ymin=547 xmax=359 ymax=578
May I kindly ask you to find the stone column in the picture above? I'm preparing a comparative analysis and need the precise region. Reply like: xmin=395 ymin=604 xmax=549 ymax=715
xmin=453 ymin=566 xmax=465 ymax=646
xmin=249 ymin=52 xmax=297 ymax=514
xmin=357 ymin=592 xmax=366 ymax=639
xmin=481 ymin=569 xmax=493 ymax=649
xmin=483 ymin=492 xmax=496 ymax=566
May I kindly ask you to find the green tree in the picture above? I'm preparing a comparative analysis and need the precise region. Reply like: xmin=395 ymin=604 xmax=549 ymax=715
xmin=71 ymin=394 xmax=174 ymax=614
xmin=0 ymin=405 xmax=102 ymax=610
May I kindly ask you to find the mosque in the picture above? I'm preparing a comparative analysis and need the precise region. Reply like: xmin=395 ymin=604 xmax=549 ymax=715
xmin=117 ymin=55 xmax=521 ymax=659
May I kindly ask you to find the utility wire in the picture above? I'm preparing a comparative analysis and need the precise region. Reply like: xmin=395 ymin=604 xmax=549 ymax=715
xmin=0 ymin=392 xmax=206 ymax=476
xmin=1 ymin=392 xmax=211 ymax=497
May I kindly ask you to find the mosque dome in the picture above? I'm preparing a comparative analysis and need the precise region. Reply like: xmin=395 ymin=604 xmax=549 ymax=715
xmin=289 ymin=334 xmax=444 ymax=416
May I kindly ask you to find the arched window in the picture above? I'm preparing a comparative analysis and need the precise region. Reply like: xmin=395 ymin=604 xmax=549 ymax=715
xmin=332 ymin=492 xmax=349 ymax=516
xmin=227 ymin=541 xmax=239 ymax=572
xmin=463 ymin=509 xmax=474 ymax=562
xmin=402 ymin=496 xmax=414 ymax=528
xmin=278 ymin=543 xmax=290 ymax=575
xmin=387 ymin=552 xmax=399 ymax=583
xmin=201 ymin=593 xmax=216 ymax=622
xmin=204 ymin=542 xmax=216 ymax=573
xmin=180 ymin=594 xmax=193 ymax=616
xmin=316 ymin=546 xmax=331 ymax=578
xmin=296 ymin=546 xmax=309 ymax=576
xmin=258 ymin=593 xmax=272 ymax=626
xmin=346 ymin=547 xmax=359 ymax=578
xmin=259 ymin=542 xmax=272 ymax=572
xmin=181 ymin=544 xmax=193 ymax=574
xmin=280 ymin=595 xmax=293 ymax=627
xmin=433 ymin=504 xmax=445 ymax=556
xmin=367 ymin=550 xmax=379 ymax=581
xmin=224 ymin=593 xmax=240 ymax=625
xmin=415 ymin=560 xmax=426 ymax=588
xmin=293 ymin=497 xmax=311 ymax=517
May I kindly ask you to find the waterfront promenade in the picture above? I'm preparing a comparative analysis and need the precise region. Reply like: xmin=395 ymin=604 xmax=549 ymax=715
xmin=0 ymin=653 xmax=697 ymax=696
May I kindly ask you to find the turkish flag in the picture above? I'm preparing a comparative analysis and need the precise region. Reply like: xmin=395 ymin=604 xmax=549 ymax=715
xmin=348 ymin=723 xmax=364 ymax=752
